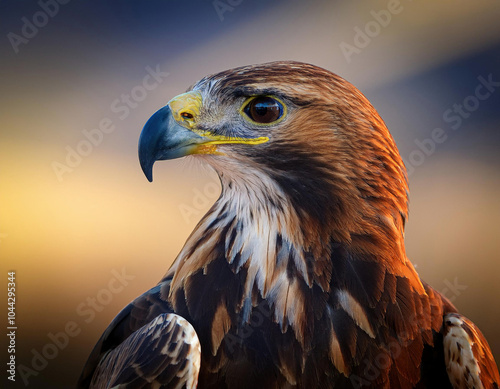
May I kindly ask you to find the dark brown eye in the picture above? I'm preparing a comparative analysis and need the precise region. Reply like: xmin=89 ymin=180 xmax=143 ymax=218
xmin=243 ymin=96 xmax=284 ymax=124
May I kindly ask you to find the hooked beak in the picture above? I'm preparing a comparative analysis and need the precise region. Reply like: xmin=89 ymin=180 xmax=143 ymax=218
xmin=138 ymin=105 xmax=205 ymax=182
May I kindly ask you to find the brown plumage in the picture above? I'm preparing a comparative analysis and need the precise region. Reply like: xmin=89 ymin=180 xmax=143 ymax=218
xmin=78 ymin=61 xmax=499 ymax=388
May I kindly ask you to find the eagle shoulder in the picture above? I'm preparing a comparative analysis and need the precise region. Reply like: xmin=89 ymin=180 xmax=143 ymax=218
xmin=89 ymin=313 xmax=200 ymax=389
xmin=77 ymin=279 xmax=184 ymax=388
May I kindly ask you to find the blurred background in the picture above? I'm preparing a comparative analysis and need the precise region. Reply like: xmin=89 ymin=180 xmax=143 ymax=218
xmin=1 ymin=0 xmax=499 ymax=387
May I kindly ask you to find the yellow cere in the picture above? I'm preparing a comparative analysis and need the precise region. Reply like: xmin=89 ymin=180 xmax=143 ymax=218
xmin=168 ymin=91 xmax=203 ymax=129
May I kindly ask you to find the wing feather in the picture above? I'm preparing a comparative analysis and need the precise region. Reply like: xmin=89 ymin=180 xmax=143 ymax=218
xmin=444 ymin=313 xmax=500 ymax=389
xmin=78 ymin=280 xmax=174 ymax=388
xmin=90 ymin=313 xmax=200 ymax=389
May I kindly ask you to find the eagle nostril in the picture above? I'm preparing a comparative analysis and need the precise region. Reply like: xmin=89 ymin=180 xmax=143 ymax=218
xmin=181 ymin=112 xmax=194 ymax=119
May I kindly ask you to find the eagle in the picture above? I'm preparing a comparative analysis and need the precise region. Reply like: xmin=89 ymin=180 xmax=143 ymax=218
xmin=78 ymin=61 xmax=499 ymax=388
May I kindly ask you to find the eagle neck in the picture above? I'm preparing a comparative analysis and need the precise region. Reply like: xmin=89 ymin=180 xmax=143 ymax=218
xmin=167 ymin=170 xmax=328 ymax=337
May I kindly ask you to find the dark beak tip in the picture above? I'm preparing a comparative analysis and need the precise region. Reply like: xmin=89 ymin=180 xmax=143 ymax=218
xmin=139 ymin=156 xmax=154 ymax=182
xmin=139 ymin=105 xmax=172 ymax=183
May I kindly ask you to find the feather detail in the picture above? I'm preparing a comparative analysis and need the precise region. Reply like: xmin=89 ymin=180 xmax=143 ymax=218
xmin=90 ymin=313 xmax=200 ymax=389
xmin=327 ymin=307 xmax=349 ymax=376
xmin=337 ymin=289 xmax=375 ymax=339
xmin=211 ymin=302 xmax=231 ymax=356
xmin=444 ymin=313 xmax=500 ymax=389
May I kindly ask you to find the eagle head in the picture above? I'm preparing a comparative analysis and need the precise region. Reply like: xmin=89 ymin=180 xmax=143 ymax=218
xmin=139 ymin=61 xmax=408 ymax=259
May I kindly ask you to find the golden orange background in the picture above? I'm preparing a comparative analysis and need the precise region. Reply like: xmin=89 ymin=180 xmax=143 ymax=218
xmin=1 ymin=1 xmax=499 ymax=387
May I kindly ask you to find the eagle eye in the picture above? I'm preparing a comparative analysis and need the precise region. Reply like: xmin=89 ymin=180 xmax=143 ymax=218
xmin=242 ymin=96 xmax=284 ymax=124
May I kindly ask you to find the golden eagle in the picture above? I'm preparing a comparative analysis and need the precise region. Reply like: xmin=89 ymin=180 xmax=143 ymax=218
xmin=78 ymin=61 xmax=499 ymax=388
